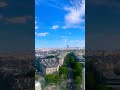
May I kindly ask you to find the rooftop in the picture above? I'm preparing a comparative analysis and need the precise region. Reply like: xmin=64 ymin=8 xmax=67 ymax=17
xmin=41 ymin=58 xmax=59 ymax=68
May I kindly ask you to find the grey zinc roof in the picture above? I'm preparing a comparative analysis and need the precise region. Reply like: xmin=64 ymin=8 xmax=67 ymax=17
xmin=42 ymin=58 xmax=59 ymax=68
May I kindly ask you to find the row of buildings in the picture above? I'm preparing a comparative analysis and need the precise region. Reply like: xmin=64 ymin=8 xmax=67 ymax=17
xmin=36 ymin=48 xmax=85 ymax=75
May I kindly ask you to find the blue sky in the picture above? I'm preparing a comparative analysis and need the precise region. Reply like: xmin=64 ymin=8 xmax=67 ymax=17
xmin=35 ymin=0 xmax=85 ymax=48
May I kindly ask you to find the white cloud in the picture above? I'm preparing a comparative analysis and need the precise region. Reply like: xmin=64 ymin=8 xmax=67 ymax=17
xmin=35 ymin=26 xmax=38 ymax=30
xmin=63 ymin=39 xmax=68 ymax=42
xmin=63 ymin=0 xmax=85 ymax=29
xmin=47 ymin=3 xmax=64 ymax=10
xmin=37 ymin=32 xmax=49 ymax=37
xmin=51 ymin=25 xmax=59 ymax=30
xmin=35 ymin=20 xmax=39 ymax=30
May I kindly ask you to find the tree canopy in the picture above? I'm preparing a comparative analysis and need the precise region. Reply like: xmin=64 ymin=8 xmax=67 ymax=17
xmin=45 ymin=74 xmax=60 ymax=84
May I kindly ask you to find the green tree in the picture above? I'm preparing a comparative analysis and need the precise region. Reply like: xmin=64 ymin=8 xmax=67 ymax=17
xmin=75 ymin=76 xmax=82 ymax=85
xmin=73 ymin=62 xmax=82 ymax=70
xmin=72 ymin=62 xmax=82 ymax=78
xmin=46 ymin=55 xmax=55 ymax=59
xmin=73 ymin=69 xmax=82 ymax=78
xmin=45 ymin=74 xmax=54 ymax=83
xmin=54 ymin=75 xmax=60 ymax=83
xmin=70 ymin=56 xmax=75 ymax=67
xmin=65 ymin=56 xmax=69 ymax=65
xmin=59 ymin=66 xmax=68 ymax=79
xmin=45 ymin=74 xmax=60 ymax=84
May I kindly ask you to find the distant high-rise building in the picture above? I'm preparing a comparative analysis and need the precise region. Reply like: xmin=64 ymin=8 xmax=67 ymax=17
xmin=67 ymin=45 xmax=69 ymax=48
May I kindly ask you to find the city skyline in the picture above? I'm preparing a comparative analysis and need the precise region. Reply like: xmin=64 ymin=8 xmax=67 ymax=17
xmin=35 ymin=0 xmax=85 ymax=48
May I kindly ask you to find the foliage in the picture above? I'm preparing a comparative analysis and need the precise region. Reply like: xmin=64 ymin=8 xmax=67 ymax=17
xmin=73 ymin=69 xmax=82 ymax=78
xmin=65 ymin=52 xmax=83 ymax=76
xmin=73 ymin=62 xmax=82 ymax=77
xmin=59 ymin=66 xmax=68 ymax=79
xmin=46 ymin=55 xmax=55 ymax=59
xmin=45 ymin=74 xmax=60 ymax=84
xmin=35 ymin=73 xmax=38 ymax=81
xmin=73 ymin=62 xmax=82 ymax=70
xmin=75 ymin=76 xmax=82 ymax=85
xmin=65 ymin=55 xmax=69 ymax=65
xmin=65 ymin=52 xmax=77 ymax=67
xmin=59 ymin=66 xmax=68 ymax=75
